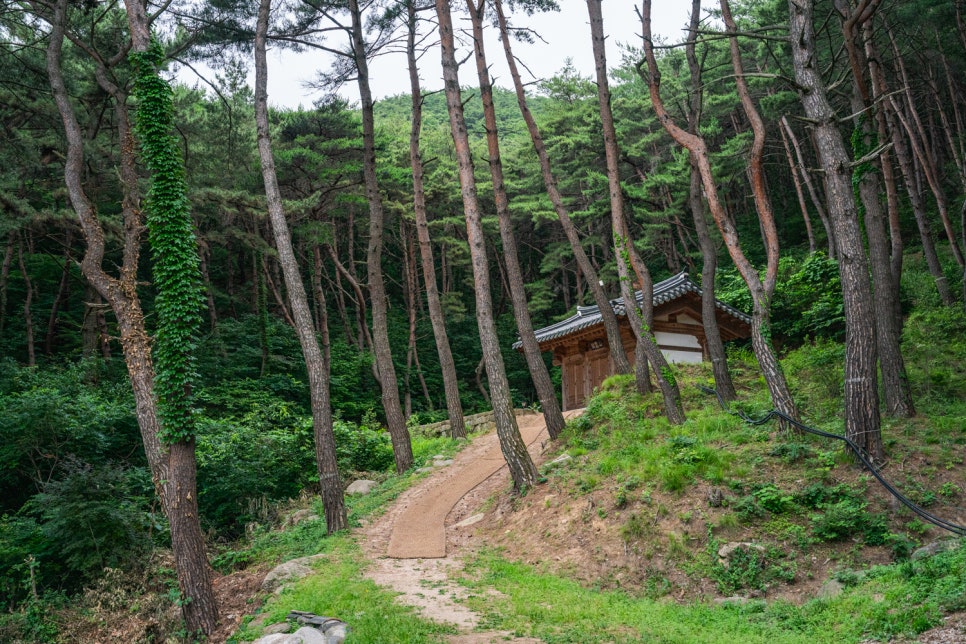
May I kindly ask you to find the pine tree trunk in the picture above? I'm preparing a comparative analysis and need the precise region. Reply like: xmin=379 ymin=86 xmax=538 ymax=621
xmin=494 ymin=0 xmax=631 ymax=379
xmin=349 ymin=0 xmax=413 ymax=471
xmin=468 ymin=0 xmax=565 ymax=439
xmin=166 ymin=439 xmax=216 ymax=633
xmin=838 ymin=6 xmax=914 ymax=418
xmin=17 ymin=237 xmax=35 ymax=367
xmin=199 ymin=243 xmax=218 ymax=331
xmin=882 ymin=100 xmax=953 ymax=304
xmin=887 ymin=28 xmax=965 ymax=270
xmin=0 ymin=232 xmax=12 ymax=338
xmin=684 ymin=0 xmax=737 ymax=402
xmin=47 ymin=2 xmax=218 ymax=633
xmin=406 ymin=0 xmax=466 ymax=438
xmin=848 ymin=95 xmax=915 ymax=418
xmin=643 ymin=0 xmax=797 ymax=423
xmin=435 ymin=0 xmax=539 ymax=491
xmin=44 ymin=238 xmax=71 ymax=356
xmin=255 ymin=0 xmax=346 ymax=532
xmin=588 ymin=0 xmax=683 ymax=422
xmin=787 ymin=0 xmax=882 ymax=461
xmin=778 ymin=121 xmax=817 ymax=253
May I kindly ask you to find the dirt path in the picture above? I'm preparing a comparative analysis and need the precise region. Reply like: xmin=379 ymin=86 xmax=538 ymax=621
xmin=360 ymin=411 xmax=571 ymax=643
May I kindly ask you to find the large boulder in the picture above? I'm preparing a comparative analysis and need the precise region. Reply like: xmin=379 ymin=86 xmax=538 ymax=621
xmin=345 ymin=479 xmax=378 ymax=495
xmin=261 ymin=554 xmax=326 ymax=593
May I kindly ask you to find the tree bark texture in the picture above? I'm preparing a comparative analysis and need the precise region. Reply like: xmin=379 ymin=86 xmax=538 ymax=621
xmin=838 ymin=4 xmax=914 ymax=418
xmin=255 ymin=0 xmax=347 ymax=532
xmin=468 ymin=0 xmax=565 ymax=440
xmin=435 ymin=0 xmax=539 ymax=491
xmin=349 ymin=0 xmax=414 ymax=472
xmin=17 ymin=238 xmax=35 ymax=367
xmin=786 ymin=0 xmax=883 ymax=461
xmin=0 ymin=233 xmax=12 ymax=338
xmin=406 ymin=0 xmax=466 ymax=439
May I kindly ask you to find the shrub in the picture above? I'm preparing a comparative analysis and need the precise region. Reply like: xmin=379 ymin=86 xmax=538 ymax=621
xmin=332 ymin=413 xmax=395 ymax=473
xmin=21 ymin=460 xmax=155 ymax=590
xmin=810 ymin=499 xmax=869 ymax=542
xmin=195 ymin=393 xmax=317 ymax=536
xmin=752 ymin=484 xmax=794 ymax=514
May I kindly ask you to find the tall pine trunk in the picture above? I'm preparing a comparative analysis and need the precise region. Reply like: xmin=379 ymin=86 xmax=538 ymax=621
xmin=494 ymin=0 xmax=631 ymax=380
xmin=642 ymin=0 xmax=797 ymax=424
xmin=786 ymin=0 xmax=883 ymax=461
xmin=435 ymin=0 xmax=539 ymax=491
xmin=685 ymin=0 xmax=737 ymax=402
xmin=467 ymin=0 xmax=565 ymax=439
xmin=349 ymin=0 xmax=413 ymax=472
xmin=255 ymin=0 xmax=346 ymax=533
xmin=588 ymin=0 xmax=684 ymax=423
xmin=838 ymin=3 xmax=914 ymax=418
xmin=405 ymin=0 xmax=466 ymax=439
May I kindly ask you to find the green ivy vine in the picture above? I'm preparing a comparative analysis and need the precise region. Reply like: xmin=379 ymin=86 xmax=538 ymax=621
xmin=130 ymin=41 xmax=205 ymax=444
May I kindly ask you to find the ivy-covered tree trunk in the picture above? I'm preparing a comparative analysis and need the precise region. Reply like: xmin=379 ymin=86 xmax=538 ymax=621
xmin=348 ymin=0 xmax=414 ymax=472
xmin=588 ymin=0 xmax=684 ymax=423
xmin=255 ymin=0 xmax=346 ymax=533
xmin=406 ymin=0 xmax=466 ymax=439
xmin=494 ymin=0 xmax=632 ymax=381
xmin=787 ymin=0 xmax=883 ymax=461
xmin=47 ymin=0 xmax=217 ymax=634
xmin=126 ymin=24 xmax=217 ymax=639
xmin=467 ymin=0 xmax=565 ymax=440
xmin=435 ymin=0 xmax=539 ymax=492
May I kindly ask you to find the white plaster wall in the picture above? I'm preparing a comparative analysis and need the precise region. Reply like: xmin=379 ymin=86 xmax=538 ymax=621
xmin=654 ymin=331 xmax=700 ymax=348
xmin=654 ymin=331 xmax=702 ymax=364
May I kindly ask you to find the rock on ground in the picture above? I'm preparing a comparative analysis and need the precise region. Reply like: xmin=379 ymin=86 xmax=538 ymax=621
xmin=260 ymin=554 xmax=326 ymax=593
xmin=345 ymin=479 xmax=378 ymax=495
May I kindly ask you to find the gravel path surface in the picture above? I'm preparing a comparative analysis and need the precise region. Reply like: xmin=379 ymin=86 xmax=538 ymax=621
xmin=360 ymin=411 xmax=571 ymax=643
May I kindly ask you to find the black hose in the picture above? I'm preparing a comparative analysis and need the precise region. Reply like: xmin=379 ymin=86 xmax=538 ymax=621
xmin=698 ymin=385 xmax=966 ymax=537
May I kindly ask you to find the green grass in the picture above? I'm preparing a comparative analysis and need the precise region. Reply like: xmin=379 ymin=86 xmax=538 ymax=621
xmin=556 ymin=375 xmax=758 ymax=498
xmin=453 ymin=544 xmax=966 ymax=644
xmin=222 ymin=432 xmax=466 ymax=568
xmin=231 ymin=537 xmax=455 ymax=643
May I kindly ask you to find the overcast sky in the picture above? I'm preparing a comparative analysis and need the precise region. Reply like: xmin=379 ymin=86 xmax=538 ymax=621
xmin=178 ymin=1 xmax=693 ymax=109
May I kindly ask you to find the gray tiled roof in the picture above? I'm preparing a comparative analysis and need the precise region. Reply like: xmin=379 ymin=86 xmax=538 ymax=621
xmin=513 ymin=271 xmax=751 ymax=349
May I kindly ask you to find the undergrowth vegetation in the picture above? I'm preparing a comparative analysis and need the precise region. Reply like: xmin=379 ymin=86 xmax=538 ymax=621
xmin=1 ymin=265 xmax=964 ymax=642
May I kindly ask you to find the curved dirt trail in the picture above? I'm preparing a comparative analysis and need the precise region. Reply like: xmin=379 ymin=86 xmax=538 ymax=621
xmin=361 ymin=411 xmax=570 ymax=643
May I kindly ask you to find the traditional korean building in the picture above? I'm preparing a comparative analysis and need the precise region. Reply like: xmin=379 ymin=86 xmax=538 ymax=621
xmin=519 ymin=272 xmax=751 ymax=410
